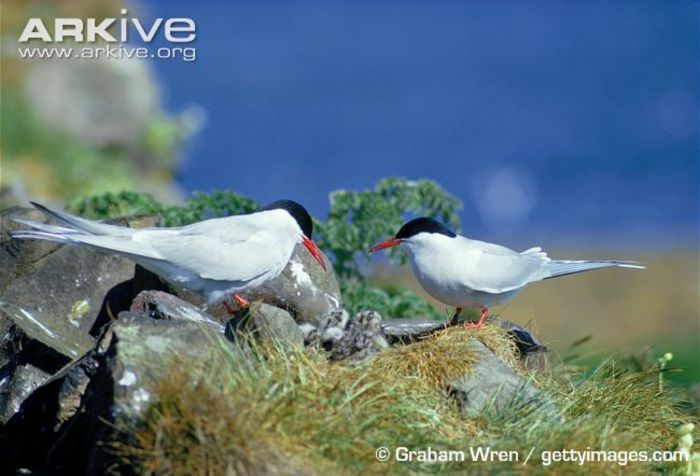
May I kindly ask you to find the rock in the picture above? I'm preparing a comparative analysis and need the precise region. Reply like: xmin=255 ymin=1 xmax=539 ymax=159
xmin=381 ymin=318 xmax=448 ymax=344
xmin=0 ymin=310 xmax=22 ymax=369
xmin=486 ymin=317 xmax=549 ymax=371
xmin=0 ymin=209 xmax=160 ymax=425
xmin=1 ymin=207 xmax=61 ymax=287
xmin=55 ymin=352 xmax=101 ymax=430
xmin=129 ymin=290 xmax=225 ymax=334
xmin=0 ymin=354 xmax=99 ymax=474
xmin=226 ymin=303 xmax=304 ymax=350
xmin=448 ymin=339 xmax=554 ymax=417
xmin=0 ymin=300 xmax=93 ymax=424
xmin=1 ymin=207 xmax=161 ymax=337
xmin=91 ymin=291 xmax=233 ymax=423
xmin=78 ymin=306 xmax=236 ymax=471
xmin=0 ymin=364 xmax=50 ymax=423
xmin=24 ymin=57 xmax=160 ymax=148
xmin=0 ymin=292 xmax=229 ymax=474
xmin=305 ymin=309 xmax=389 ymax=361
xmin=247 ymin=243 xmax=341 ymax=325
xmin=100 ymin=311 xmax=225 ymax=420
xmin=0 ymin=301 xmax=95 ymax=362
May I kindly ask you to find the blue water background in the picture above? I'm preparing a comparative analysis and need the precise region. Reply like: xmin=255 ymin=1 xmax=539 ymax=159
xmin=141 ymin=0 xmax=698 ymax=248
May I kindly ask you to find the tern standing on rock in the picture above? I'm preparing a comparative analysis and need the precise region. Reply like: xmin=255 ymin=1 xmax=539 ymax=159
xmin=370 ymin=217 xmax=644 ymax=329
xmin=12 ymin=199 xmax=326 ymax=314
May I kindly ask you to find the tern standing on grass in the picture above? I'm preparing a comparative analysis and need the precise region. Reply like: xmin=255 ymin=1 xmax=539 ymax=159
xmin=12 ymin=199 xmax=326 ymax=314
xmin=370 ymin=217 xmax=644 ymax=329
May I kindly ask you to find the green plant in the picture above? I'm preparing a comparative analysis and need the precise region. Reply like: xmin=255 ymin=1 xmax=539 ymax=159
xmin=658 ymin=352 xmax=674 ymax=393
xmin=315 ymin=177 xmax=462 ymax=278
xmin=340 ymin=278 xmax=442 ymax=318
xmin=71 ymin=190 xmax=258 ymax=227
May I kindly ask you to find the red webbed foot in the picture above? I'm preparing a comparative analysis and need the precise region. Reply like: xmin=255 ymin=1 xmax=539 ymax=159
xmin=464 ymin=307 xmax=488 ymax=330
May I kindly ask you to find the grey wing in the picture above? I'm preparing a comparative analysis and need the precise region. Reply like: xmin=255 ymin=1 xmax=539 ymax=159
xmin=463 ymin=241 xmax=550 ymax=293
xmin=131 ymin=220 xmax=288 ymax=282
xmin=14 ymin=210 xmax=286 ymax=284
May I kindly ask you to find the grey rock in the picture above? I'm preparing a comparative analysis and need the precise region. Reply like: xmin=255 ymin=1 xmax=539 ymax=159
xmin=381 ymin=318 xmax=448 ymax=344
xmin=0 ymin=311 xmax=22 ymax=369
xmin=448 ymin=339 xmax=554 ymax=417
xmin=1 ymin=207 xmax=160 ymax=336
xmin=24 ymin=56 xmax=159 ymax=148
xmin=100 ymin=308 xmax=232 ymax=421
xmin=78 ymin=302 xmax=238 ymax=471
xmin=486 ymin=316 xmax=549 ymax=371
xmin=226 ymin=303 xmax=304 ymax=350
xmin=0 ymin=209 xmax=161 ymax=424
xmin=130 ymin=290 xmax=225 ymax=334
xmin=0 ymin=300 xmax=234 ymax=473
xmin=55 ymin=352 xmax=100 ymax=430
xmin=1 ymin=207 xmax=61 ymax=287
xmin=0 ymin=301 xmax=95 ymax=362
xmin=247 ymin=243 xmax=341 ymax=325
xmin=0 ymin=364 xmax=50 ymax=423
xmin=0 ymin=299 xmax=92 ymax=424
xmin=253 ymin=304 xmax=304 ymax=349
xmin=129 ymin=290 xmax=305 ymax=357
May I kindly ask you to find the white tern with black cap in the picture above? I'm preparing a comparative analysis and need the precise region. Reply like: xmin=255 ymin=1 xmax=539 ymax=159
xmin=13 ymin=200 xmax=326 ymax=313
xmin=370 ymin=217 xmax=644 ymax=328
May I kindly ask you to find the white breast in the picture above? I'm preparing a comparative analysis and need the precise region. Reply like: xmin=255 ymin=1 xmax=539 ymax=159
xmin=404 ymin=233 xmax=530 ymax=309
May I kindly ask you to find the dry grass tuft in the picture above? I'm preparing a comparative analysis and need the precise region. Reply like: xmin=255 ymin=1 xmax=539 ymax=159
xmin=370 ymin=324 xmax=520 ymax=388
xmin=113 ymin=325 xmax=696 ymax=475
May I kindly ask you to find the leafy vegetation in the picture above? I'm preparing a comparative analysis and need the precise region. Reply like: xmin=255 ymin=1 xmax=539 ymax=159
xmin=317 ymin=177 xmax=461 ymax=278
xmin=339 ymin=279 xmax=442 ymax=317
xmin=72 ymin=190 xmax=258 ymax=227
xmin=113 ymin=327 xmax=695 ymax=475
xmin=70 ymin=178 xmax=462 ymax=318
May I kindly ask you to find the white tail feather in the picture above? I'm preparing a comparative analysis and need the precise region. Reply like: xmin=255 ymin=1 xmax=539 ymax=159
xmin=545 ymin=260 xmax=645 ymax=279
xmin=27 ymin=201 xmax=130 ymax=236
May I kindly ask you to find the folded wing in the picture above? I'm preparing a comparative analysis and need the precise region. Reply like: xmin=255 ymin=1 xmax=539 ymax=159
xmin=12 ymin=203 xmax=287 ymax=284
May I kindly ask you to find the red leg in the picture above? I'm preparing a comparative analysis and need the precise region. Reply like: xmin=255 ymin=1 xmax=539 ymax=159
xmin=232 ymin=293 xmax=249 ymax=307
xmin=223 ymin=299 xmax=236 ymax=315
xmin=223 ymin=294 xmax=249 ymax=316
xmin=465 ymin=307 xmax=488 ymax=330
xmin=449 ymin=307 xmax=463 ymax=326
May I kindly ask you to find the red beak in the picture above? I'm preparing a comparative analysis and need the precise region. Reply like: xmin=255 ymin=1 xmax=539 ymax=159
xmin=302 ymin=236 xmax=326 ymax=271
xmin=369 ymin=238 xmax=403 ymax=253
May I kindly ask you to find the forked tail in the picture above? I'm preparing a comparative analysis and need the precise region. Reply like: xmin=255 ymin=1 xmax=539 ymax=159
xmin=545 ymin=260 xmax=645 ymax=279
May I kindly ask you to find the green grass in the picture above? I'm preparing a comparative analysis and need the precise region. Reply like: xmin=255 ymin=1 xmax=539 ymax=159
xmin=112 ymin=324 xmax=697 ymax=475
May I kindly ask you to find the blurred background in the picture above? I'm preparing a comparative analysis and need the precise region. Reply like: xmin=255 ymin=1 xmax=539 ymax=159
xmin=1 ymin=1 xmax=698 ymax=382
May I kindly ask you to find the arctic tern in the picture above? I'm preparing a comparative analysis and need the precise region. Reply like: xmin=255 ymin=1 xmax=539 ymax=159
xmin=370 ymin=217 xmax=643 ymax=329
xmin=12 ymin=200 xmax=326 ymax=313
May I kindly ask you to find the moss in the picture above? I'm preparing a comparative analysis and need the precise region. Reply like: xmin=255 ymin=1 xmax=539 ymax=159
xmin=113 ymin=325 xmax=695 ymax=475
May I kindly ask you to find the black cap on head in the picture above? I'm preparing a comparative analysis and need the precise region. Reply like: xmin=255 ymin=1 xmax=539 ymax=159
xmin=261 ymin=199 xmax=313 ymax=238
xmin=395 ymin=217 xmax=456 ymax=240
